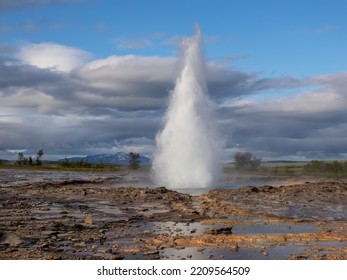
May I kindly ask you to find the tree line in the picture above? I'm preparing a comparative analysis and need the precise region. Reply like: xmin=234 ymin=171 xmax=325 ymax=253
xmin=16 ymin=149 xmax=44 ymax=166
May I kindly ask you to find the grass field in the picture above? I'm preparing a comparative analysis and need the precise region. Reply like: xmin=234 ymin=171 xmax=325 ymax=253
xmin=225 ymin=160 xmax=347 ymax=178
xmin=2 ymin=159 xmax=347 ymax=178
xmin=0 ymin=161 xmax=122 ymax=173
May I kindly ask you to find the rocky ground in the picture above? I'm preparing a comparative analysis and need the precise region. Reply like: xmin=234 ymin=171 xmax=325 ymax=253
xmin=0 ymin=168 xmax=346 ymax=260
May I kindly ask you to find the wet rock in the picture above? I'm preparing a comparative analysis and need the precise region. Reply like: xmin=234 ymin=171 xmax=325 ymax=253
xmin=39 ymin=243 xmax=50 ymax=249
xmin=143 ymin=250 xmax=159 ymax=256
xmin=111 ymin=255 xmax=124 ymax=260
xmin=53 ymin=221 xmax=63 ymax=229
xmin=203 ymin=227 xmax=232 ymax=235
xmin=73 ymin=223 xmax=86 ymax=230
xmin=99 ymin=236 xmax=106 ymax=245
xmin=294 ymin=255 xmax=309 ymax=260
xmin=239 ymin=186 xmax=259 ymax=193
xmin=259 ymin=185 xmax=274 ymax=192
xmin=263 ymin=251 xmax=269 ymax=257
xmin=231 ymin=244 xmax=239 ymax=252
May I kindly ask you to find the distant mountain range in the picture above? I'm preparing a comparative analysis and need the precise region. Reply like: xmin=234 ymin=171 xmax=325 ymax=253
xmin=59 ymin=152 xmax=151 ymax=166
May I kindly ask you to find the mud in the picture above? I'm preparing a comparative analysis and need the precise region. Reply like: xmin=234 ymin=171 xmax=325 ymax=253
xmin=0 ymin=168 xmax=346 ymax=260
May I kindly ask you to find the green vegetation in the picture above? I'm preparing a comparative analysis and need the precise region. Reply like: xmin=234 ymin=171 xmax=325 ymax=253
xmin=2 ymin=148 xmax=347 ymax=178
xmin=265 ymin=160 xmax=347 ymax=177
xmin=261 ymin=161 xmax=308 ymax=176
xmin=0 ymin=161 xmax=121 ymax=172
xmin=303 ymin=160 xmax=347 ymax=176
xmin=16 ymin=150 xmax=44 ymax=166
xmin=57 ymin=158 xmax=121 ymax=171
xmin=0 ymin=154 xmax=121 ymax=172
xmin=226 ymin=159 xmax=347 ymax=178
xmin=234 ymin=151 xmax=262 ymax=170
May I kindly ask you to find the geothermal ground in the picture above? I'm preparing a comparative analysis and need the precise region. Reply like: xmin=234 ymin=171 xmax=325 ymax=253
xmin=0 ymin=168 xmax=346 ymax=260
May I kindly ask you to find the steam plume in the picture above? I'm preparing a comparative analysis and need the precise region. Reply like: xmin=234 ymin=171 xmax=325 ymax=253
xmin=153 ymin=27 xmax=221 ymax=189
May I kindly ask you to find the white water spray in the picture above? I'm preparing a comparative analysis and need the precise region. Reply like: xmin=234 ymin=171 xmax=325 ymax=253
xmin=153 ymin=27 xmax=221 ymax=189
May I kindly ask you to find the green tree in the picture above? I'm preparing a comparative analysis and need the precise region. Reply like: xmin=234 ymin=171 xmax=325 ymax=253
xmin=16 ymin=152 xmax=25 ymax=165
xmin=234 ymin=151 xmax=261 ymax=170
xmin=35 ymin=149 xmax=44 ymax=165
xmin=128 ymin=152 xmax=141 ymax=169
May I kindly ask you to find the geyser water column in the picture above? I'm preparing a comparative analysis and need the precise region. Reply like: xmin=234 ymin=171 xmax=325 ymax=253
xmin=153 ymin=27 xmax=221 ymax=189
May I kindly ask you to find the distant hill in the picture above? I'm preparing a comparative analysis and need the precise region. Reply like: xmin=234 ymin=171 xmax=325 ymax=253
xmin=59 ymin=152 xmax=151 ymax=166
xmin=0 ymin=158 xmax=10 ymax=164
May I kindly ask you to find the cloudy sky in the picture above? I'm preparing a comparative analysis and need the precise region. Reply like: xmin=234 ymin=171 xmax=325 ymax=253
xmin=1 ymin=0 xmax=347 ymax=161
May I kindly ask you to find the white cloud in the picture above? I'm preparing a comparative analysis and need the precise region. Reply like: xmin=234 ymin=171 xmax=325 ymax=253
xmin=2 ymin=42 xmax=347 ymax=160
xmin=49 ymin=54 xmax=177 ymax=111
xmin=0 ymin=86 xmax=66 ymax=114
xmin=218 ymin=72 xmax=347 ymax=160
xmin=80 ymin=55 xmax=175 ymax=82
xmin=17 ymin=43 xmax=90 ymax=72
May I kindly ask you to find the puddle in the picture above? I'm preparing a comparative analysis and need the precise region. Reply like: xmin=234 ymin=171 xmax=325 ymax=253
xmin=159 ymin=245 xmax=308 ymax=260
xmin=139 ymin=220 xmax=318 ymax=236
xmin=283 ymin=205 xmax=346 ymax=221
xmin=89 ymin=200 xmax=127 ymax=222
xmin=313 ymin=241 xmax=347 ymax=248
xmin=126 ymin=203 xmax=171 ymax=216
xmin=141 ymin=222 xmax=204 ymax=236
xmin=233 ymin=222 xmax=317 ymax=235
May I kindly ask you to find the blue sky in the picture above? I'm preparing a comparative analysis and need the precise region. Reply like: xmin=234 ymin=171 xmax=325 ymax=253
xmin=2 ymin=0 xmax=346 ymax=75
xmin=1 ymin=0 xmax=347 ymax=161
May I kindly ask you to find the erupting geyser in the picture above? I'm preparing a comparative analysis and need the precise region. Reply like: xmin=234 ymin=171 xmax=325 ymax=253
xmin=153 ymin=27 xmax=222 ymax=189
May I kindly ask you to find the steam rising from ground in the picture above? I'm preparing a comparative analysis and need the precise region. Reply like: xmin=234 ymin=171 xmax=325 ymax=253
xmin=153 ymin=27 xmax=222 ymax=189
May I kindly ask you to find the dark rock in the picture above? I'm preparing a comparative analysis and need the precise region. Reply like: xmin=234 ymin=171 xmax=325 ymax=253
xmin=112 ymin=255 xmax=124 ymax=260
xmin=143 ymin=250 xmax=159 ymax=256
xmin=203 ymin=227 xmax=232 ymax=235
xmin=73 ymin=223 xmax=85 ymax=230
